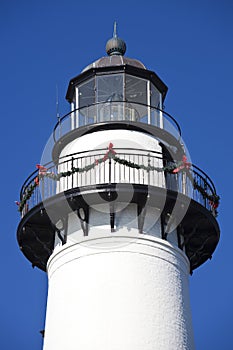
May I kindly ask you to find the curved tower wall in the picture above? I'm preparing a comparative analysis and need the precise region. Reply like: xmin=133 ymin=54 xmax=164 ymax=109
xmin=43 ymin=236 xmax=195 ymax=350
xmin=42 ymin=128 xmax=195 ymax=349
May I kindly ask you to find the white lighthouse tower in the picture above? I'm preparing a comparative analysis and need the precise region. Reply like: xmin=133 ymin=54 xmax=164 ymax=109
xmin=17 ymin=25 xmax=220 ymax=350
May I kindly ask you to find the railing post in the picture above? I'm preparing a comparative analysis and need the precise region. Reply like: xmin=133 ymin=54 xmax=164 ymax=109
xmin=182 ymin=171 xmax=186 ymax=195
xmin=71 ymin=102 xmax=75 ymax=130
xmin=75 ymin=87 xmax=79 ymax=128
xmin=204 ymin=179 xmax=208 ymax=208
xmin=147 ymin=81 xmax=151 ymax=124
xmin=41 ymin=177 xmax=45 ymax=201
xmin=110 ymin=103 xmax=112 ymax=121
xmin=147 ymin=153 xmax=151 ymax=186
xmin=159 ymin=94 xmax=164 ymax=129
xmin=71 ymin=157 xmax=74 ymax=189
xmin=109 ymin=154 xmax=112 ymax=185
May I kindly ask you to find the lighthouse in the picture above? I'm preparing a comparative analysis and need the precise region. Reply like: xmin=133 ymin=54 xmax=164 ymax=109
xmin=17 ymin=25 xmax=220 ymax=350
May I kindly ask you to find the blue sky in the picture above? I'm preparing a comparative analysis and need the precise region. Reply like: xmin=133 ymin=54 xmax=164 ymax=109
xmin=1 ymin=0 xmax=233 ymax=349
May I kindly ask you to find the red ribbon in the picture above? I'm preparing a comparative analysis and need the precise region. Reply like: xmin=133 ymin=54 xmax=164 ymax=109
xmin=209 ymin=201 xmax=219 ymax=209
xmin=34 ymin=176 xmax=40 ymax=186
xmin=36 ymin=164 xmax=47 ymax=175
xmin=173 ymin=155 xmax=191 ymax=174
xmin=103 ymin=143 xmax=116 ymax=162
xmin=15 ymin=201 xmax=20 ymax=206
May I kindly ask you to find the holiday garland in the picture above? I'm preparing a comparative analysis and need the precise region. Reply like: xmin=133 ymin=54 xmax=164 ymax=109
xmin=193 ymin=181 xmax=220 ymax=209
xmin=16 ymin=143 xmax=220 ymax=213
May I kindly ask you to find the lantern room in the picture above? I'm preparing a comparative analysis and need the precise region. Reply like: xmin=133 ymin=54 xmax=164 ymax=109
xmin=65 ymin=30 xmax=167 ymax=128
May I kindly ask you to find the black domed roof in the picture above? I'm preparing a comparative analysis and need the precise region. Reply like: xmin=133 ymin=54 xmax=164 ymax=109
xmin=82 ymin=22 xmax=146 ymax=72
xmin=82 ymin=55 xmax=146 ymax=72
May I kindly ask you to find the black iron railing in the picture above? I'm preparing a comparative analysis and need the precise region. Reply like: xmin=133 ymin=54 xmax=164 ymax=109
xmin=19 ymin=148 xmax=218 ymax=217
xmin=53 ymin=102 xmax=182 ymax=143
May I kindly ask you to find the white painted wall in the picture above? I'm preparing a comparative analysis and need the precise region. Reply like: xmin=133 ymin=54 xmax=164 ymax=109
xmin=43 ymin=235 xmax=195 ymax=350
xmin=44 ymin=128 xmax=194 ymax=350
xmin=54 ymin=204 xmax=179 ymax=250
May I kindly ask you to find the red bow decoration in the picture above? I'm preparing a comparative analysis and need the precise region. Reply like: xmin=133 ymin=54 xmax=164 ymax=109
xmin=103 ymin=143 xmax=116 ymax=162
xmin=209 ymin=195 xmax=220 ymax=210
xmin=36 ymin=164 xmax=47 ymax=175
xmin=15 ymin=201 xmax=20 ymax=206
xmin=173 ymin=155 xmax=191 ymax=174
xmin=209 ymin=201 xmax=219 ymax=209
xmin=34 ymin=176 xmax=40 ymax=186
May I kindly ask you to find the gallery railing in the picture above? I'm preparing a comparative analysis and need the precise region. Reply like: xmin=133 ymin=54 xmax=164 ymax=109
xmin=53 ymin=102 xmax=182 ymax=142
xmin=19 ymin=148 xmax=218 ymax=218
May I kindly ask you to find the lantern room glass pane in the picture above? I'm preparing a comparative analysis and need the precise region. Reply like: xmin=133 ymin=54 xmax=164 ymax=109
xmin=96 ymin=74 xmax=123 ymax=102
xmin=78 ymin=78 xmax=95 ymax=108
xmin=125 ymin=75 xmax=147 ymax=105
xmin=151 ymin=84 xmax=160 ymax=108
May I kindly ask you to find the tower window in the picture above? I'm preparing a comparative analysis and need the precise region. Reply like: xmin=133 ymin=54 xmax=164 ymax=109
xmin=96 ymin=74 xmax=123 ymax=103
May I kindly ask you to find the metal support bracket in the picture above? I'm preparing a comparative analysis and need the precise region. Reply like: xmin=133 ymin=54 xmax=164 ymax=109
xmin=53 ymin=216 xmax=68 ymax=245
xmin=160 ymin=212 xmax=167 ymax=240
xmin=137 ymin=203 xmax=147 ymax=234
xmin=77 ymin=206 xmax=89 ymax=236
xmin=109 ymin=203 xmax=115 ymax=232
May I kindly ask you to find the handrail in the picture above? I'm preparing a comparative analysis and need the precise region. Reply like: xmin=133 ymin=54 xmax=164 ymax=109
xmin=192 ymin=163 xmax=217 ymax=194
xmin=52 ymin=101 xmax=182 ymax=143
xmin=19 ymin=148 xmax=218 ymax=217
xmin=20 ymin=147 xmax=163 ymax=198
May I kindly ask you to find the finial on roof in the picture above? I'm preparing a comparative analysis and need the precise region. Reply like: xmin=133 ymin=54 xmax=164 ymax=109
xmin=106 ymin=22 xmax=126 ymax=56
xmin=113 ymin=21 xmax=117 ymax=38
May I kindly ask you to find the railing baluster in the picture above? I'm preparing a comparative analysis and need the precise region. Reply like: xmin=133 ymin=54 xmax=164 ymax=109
xmin=182 ymin=171 xmax=186 ymax=195
xmin=109 ymin=156 xmax=111 ymax=185
xmin=71 ymin=157 xmax=74 ymax=189
xmin=147 ymin=153 xmax=151 ymax=186
xmin=128 ymin=153 xmax=131 ymax=183
xmin=66 ymin=161 xmax=68 ymax=190
xmin=204 ymin=179 xmax=207 ymax=208
xmin=41 ymin=177 xmax=45 ymax=201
